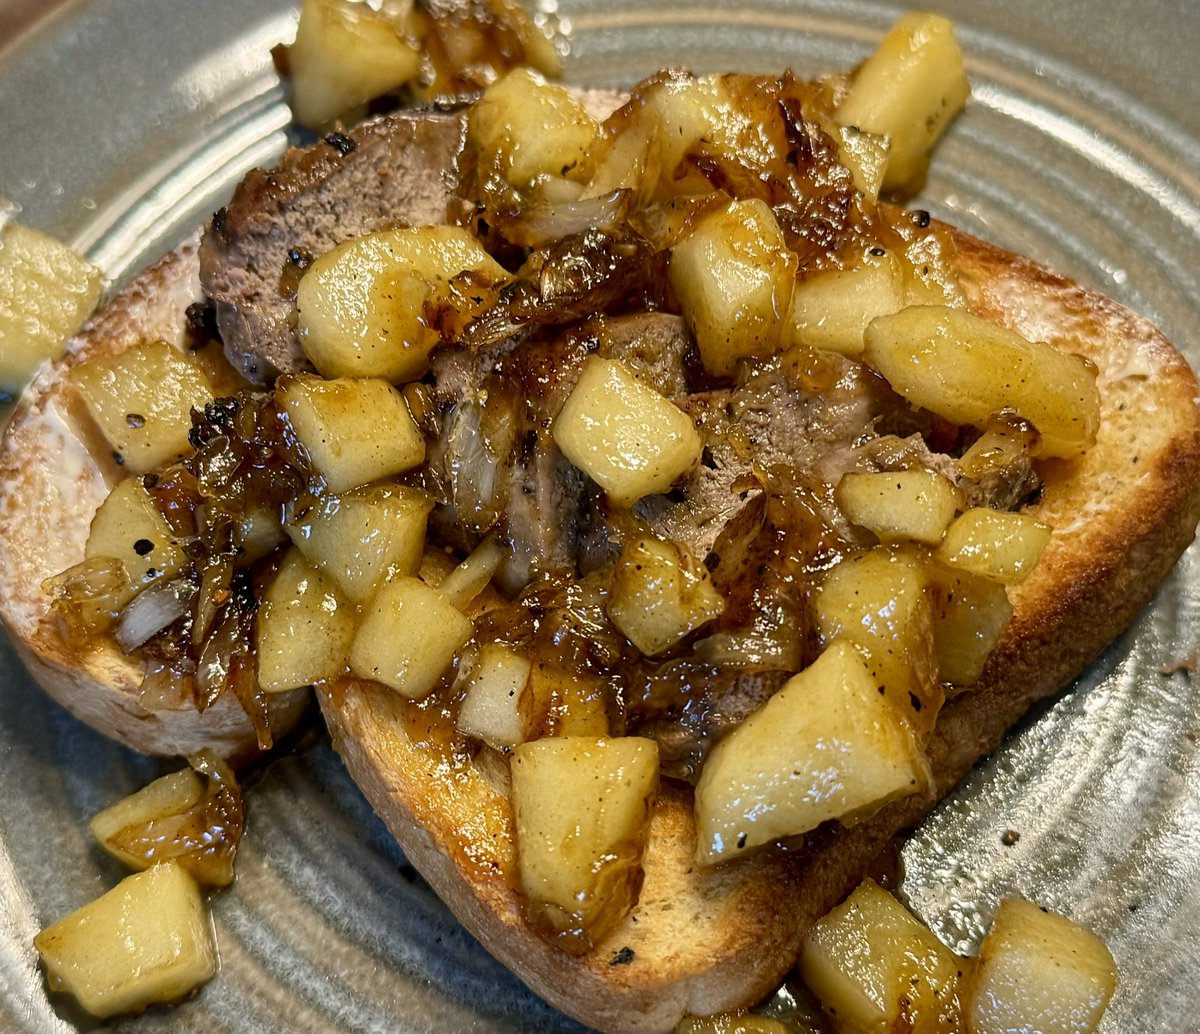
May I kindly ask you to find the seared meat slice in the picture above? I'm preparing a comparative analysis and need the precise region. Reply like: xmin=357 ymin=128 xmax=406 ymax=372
xmin=636 ymin=348 xmax=896 ymax=558
xmin=200 ymin=111 xmax=469 ymax=381
xmin=426 ymin=313 xmax=694 ymax=587
xmin=637 ymin=667 xmax=789 ymax=782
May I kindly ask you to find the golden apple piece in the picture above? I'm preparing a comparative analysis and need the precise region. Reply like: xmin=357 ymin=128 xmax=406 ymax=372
xmin=286 ymin=482 xmax=433 ymax=603
xmin=786 ymin=247 xmax=906 ymax=357
xmin=693 ymin=639 xmax=929 ymax=864
xmin=511 ymin=736 xmax=659 ymax=953
xmin=90 ymin=769 xmax=203 ymax=861
xmin=799 ymin=878 xmax=965 ymax=1034
xmin=552 ymin=356 xmax=702 ymax=507
xmin=277 ymin=374 xmax=425 ymax=493
xmin=0 ymin=221 xmax=103 ymax=394
xmin=965 ymin=899 xmax=1117 ymax=1034
xmin=469 ymin=67 xmax=600 ymax=187
xmin=349 ymin=575 xmax=473 ymax=698
xmin=69 ymin=339 xmax=215 ymax=473
xmin=288 ymin=0 xmax=421 ymax=129
xmin=669 ymin=198 xmax=797 ymax=377
xmin=812 ymin=546 xmax=941 ymax=738
xmin=456 ymin=642 xmax=538 ymax=750
xmin=256 ymin=546 xmax=355 ymax=692
xmin=929 ymin=562 xmax=1013 ymax=687
xmin=835 ymin=12 xmax=970 ymax=194
xmin=85 ymin=477 xmax=186 ymax=608
xmin=296 ymin=225 xmax=511 ymax=383
xmin=34 ymin=862 xmax=218 ymax=1019
xmin=864 ymin=305 xmax=1101 ymax=459
xmin=936 ymin=507 xmax=1052 ymax=585
xmin=835 ymin=469 xmax=963 ymax=545
xmin=835 ymin=124 xmax=889 ymax=202
xmin=88 ymin=751 xmax=243 ymax=889
xmin=607 ymin=533 xmax=724 ymax=655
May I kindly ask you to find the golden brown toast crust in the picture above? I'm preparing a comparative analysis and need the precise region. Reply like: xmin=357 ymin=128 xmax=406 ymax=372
xmin=316 ymin=225 xmax=1200 ymax=1033
xmin=0 ymin=241 xmax=308 ymax=759
xmin=0 ymin=202 xmax=1196 ymax=1030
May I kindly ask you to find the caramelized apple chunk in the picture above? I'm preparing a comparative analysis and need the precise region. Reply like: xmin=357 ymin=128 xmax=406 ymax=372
xmin=964 ymin=899 xmax=1117 ymax=1034
xmin=0 ymin=221 xmax=103 ymax=394
xmin=511 ymin=736 xmax=659 ymax=953
xmin=552 ymin=356 xmax=702 ymax=506
xmin=864 ymin=305 xmax=1101 ymax=459
xmin=277 ymin=374 xmax=425 ymax=493
xmin=34 ymin=862 xmax=218 ymax=1019
xmin=694 ymin=640 xmax=929 ymax=864
xmin=800 ymin=878 xmax=965 ymax=1034
xmin=70 ymin=339 xmax=215 ymax=473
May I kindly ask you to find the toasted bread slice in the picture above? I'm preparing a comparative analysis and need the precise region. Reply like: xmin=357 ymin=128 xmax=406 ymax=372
xmin=0 ymin=240 xmax=308 ymax=759
xmin=1 ymin=135 xmax=1197 ymax=1034
xmin=314 ymin=224 xmax=1200 ymax=1033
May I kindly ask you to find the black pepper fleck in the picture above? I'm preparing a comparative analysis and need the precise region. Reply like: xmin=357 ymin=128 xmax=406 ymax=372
xmin=132 ymin=538 xmax=155 ymax=557
xmin=609 ymin=946 xmax=636 ymax=966
xmin=324 ymin=131 xmax=357 ymax=156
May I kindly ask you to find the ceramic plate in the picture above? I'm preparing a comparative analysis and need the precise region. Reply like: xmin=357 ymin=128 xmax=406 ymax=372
xmin=2 ymin=1 xmax=1199 ymax=1030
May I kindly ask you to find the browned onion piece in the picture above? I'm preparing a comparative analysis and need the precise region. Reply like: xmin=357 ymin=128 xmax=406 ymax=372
xmin=41 ymin=556 xmax=132 ymax=644
xmin=501 ymin=189 xmax=632 ymax=249
xmin=114 ymin=578 xmax=197 ymax=654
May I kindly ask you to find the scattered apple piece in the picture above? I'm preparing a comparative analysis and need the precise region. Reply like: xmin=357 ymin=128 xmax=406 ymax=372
xmin=34 ymin=862 xmax=218 ymax=1019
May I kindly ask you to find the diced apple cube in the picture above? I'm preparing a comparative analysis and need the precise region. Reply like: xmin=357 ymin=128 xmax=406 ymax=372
xmin=607 ymin=534 xmax=724 ymax=655
xmin=694 ymin=639 xmax=928 ymax=864
xmin=286 ymin=482 xmax=433 ymax=603
xmin=88 ymin=754 xmax=242 ymax=889
xmin=256 ymin=547 xmax=355 ymax=692
xmin=800 ymin=878 xmax=964 ymax=1034
xmin=669 ymin=198 xmax=797 ymax=377
xmin=835 ymin=13 xmax=970 ymax=194
xmin=929 ymin=562 xmax=1013 ymax=686
xmin=864 ymin=305 xmax=1100 ymax=459
xmin=511 ymin=736 xmax=659 ymax=952
xmin=456 ymin=642 xmax=537 ymax=750
xmin=836 ymin=124 xmax=890 ymax=202
xmin=812 ymin=547 xmax=940 ymax=738
xmin=33 ymin=862 xmax=218 ymax=1019
xmin=85 ymin=478 xmax=185 ymax=607
xmin=552 ymin=356 xmax=701 ymax=507
xmin=936 ymin=507 xmax=1051 ymax=585
xmin=89 ymin=769 xmax=205 ymax=866
xmin=288 ymin=0 xmax=421 ymax=129
xmin=835 ymin=469 xmax=962 ymax=545
xmin=470 ymin=67 xmax=600 ymax=186
xmin=277 ymin=374 xmax=425 ymax=493
xmin=70 ymin=339 xmax=214 ymax=473
xmin=965 ymin=899 xmax=1117 ymax=1034
xmin=296 ymin=225 xmax=511 ymax=383
xmin=0 ymin=221 xmax=103 ymax=394
xmin=349 ymin=575 xmax=473 ymax=698
xmin=786 ymin=248 xmax=906 ymax=357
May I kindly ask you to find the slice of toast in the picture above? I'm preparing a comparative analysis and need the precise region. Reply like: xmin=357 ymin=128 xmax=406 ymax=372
xmin=0 ymin=240 xmax=308 ymax=759
xmin=315 ymin=224 xmax=1200 ymax=1032
xmin=0 ymin=123 xmax=1197 ymax=1034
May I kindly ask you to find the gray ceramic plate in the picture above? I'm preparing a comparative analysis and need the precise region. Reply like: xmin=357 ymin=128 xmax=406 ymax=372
xmin=2 ymin=1 xmax=1199 ymax=1031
